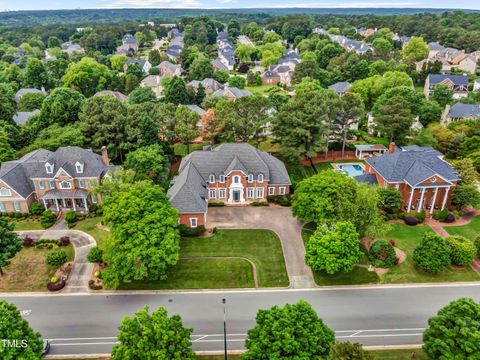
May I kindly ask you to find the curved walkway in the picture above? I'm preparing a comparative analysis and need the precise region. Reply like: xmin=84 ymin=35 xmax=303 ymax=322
xmin=16 ymin=227 xmax=96 ymax=293
xmin=207 ymin=206 xmax=315 ymax=289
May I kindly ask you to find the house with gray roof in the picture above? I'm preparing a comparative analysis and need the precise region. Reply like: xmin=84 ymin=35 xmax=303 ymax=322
xmin=124 ymin=59 xmax=151 ymax=74
xmin=424 ymin=74 xmax=469 ymax=99
xmin=328 ymin=82 xmax=352 ymax=96
xmin=212 ymin=86 xmax=252 ymax=100
xmin=158 ymin=61 xmax=182 ymax=77
xmin=442 ymin=102 xmax=480 ymax=125
xmin=13 ymin=109 xmax=40 ymax=125
xmin=357 ymin=143 xmax=459 ymax=214
xmin=187 ymin=78 xmax=224 ymax=94
xmin=15 ymin=88 xmax=46 ymax=103
xmin=167 ymin=143 xmax=291 ymax=228
xmin=94 ymin=90 xmax=128 ymax=102
xmin=0 ymin=146 xmax=113 ymax=214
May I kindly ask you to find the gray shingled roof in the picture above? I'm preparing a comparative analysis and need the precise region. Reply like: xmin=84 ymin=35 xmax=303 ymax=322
xmin=94 ymin=90 xmax=128 ymax=102
xmin=354 ymin=173 xmax=378 ymax=185
xmin=212 ymin=87 xmax=251 ymax=99
xmin=448 ymin=102 xmax=480 ymax=119
xmin=366 ymin=146 xmax=459 ymax=186
xmin=182 ymin=104 xmax=205 ymax=116
xmin=328 ymin=82 xmax=352 ymax=94
xmin=0 ymin=147 xmax=111 ymax=199
xmin=12 ymin=109 xmax=40 ymax=125
xmin=428 ymin=74 xmax=469 ymax=86
xmin=15 ymin=88 xmax=44 ymax=103
xmin=167 ymin=162 xmax=207 ymax=213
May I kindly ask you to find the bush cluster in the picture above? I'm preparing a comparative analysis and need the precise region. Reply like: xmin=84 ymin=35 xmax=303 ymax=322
xmin=369 ymin=240 xmax=397 ymax=268
xmin=433 ymin=209 xmax=456 ymax=223
xmin=64 ymin=210 xmax=78 ymax=228
xmin=47 ymin=279 xmax=66 ymax=291
xmin=23 ymin=236 xmax=34 ymax=247
xmin=404 ymin=216 xmax=419 ymax=226
xmin=208 ymin=202 xmax=225 ymax=207
xmin=59 ymin=236 xmax=70 ymax=246
xmin=0 ymin=212 xmax=29 ymax=219
xmin=267 ymin=194 xmax=292 ymax=206
xmin=413 ymin=233 xmax=451 ymax=273
xmin=87 ymin=246 xmax=103 ymax=263
xmin=179 ymin=224 xmax=206 ymax=237
xmin=446 ymin=236 xmax=477 ymax=266
xmin=88 ymin=279 xmax=103 ymax=290
xmin=475 ymin=236 xmax=480 ymax=257
xmin=41 ymin=210 xmax=56 ymax=228
xmin=251 ymin=201 xmax=269 ymax=206
xmin=35 ymin=239 xmax=60 ymax=249
xmin=45 ymin=250 xmax=68 ymax=267
xmin=29 ymin=202 xmax=44 ymax=215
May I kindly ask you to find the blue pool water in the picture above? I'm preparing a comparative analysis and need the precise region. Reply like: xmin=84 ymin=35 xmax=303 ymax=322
xmin=338 ymin=164 xmax=365 ymax=177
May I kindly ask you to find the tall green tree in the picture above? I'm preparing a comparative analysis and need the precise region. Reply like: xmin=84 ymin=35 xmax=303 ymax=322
xmin=0 ymin=300 xmax=43 ymax=359
xmin=128 ymin=87 xmax=156 ymax=105
xmin=243 ymin=300 xmax=335 ymax=359
xmin=111 ymin=306 xmax=194 ymax=360
xmin=23 ymin=58 xmax=48 ymax=89
xmin=39 ymin=87 xmax=85 ymax=127
xmin=148 ymin=49 xmax=162 ymax=66
xmin=124 ymin=144 xmax=170 ymax=185
xmin=305 ymin=221 xmax=361 ymax=274
xmin=17 ymin=92 xmax=45 ymax=112
xmin=402 ymin=36 xmax=429 ymax=61
xmin=174 ymin=106 xmax=200 ymax=152
xmin=100 ymin=181 xmax=180 ymax=288
xmin=0 ymin=129 xmax=16 ymax=162
xmin=335 ymin=92 xmax=364 ymax=156
xmin=423 ymin=298 xmax=480 ymax=359
xmin=0 ymin=217 xmax=23 ymax=276
xmin=431 ymin=84 xmax=454 ymax=108
xmin=374 ymin=96 xmax=415 ymax=144
xmin=163 ymin=76 xmax=189 ymax=105
xmin=188 ymin=55 xmax=214 ymax=81
xmin=63 ymin=57 xmax=112 ymax=97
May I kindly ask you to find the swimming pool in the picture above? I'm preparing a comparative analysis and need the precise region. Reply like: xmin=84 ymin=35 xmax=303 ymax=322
xmin=336 ymin=164 xmax=365 ymax=177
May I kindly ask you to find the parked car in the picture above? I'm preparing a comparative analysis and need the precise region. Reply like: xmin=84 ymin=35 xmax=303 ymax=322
xmin=42 ymin=340 xmax=50 ymax=355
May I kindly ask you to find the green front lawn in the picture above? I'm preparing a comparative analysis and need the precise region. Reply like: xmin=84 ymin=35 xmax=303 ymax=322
xmin=0 ymin=245 xmax=74 ymax=292
xmin=173 ymin=143 xmax=208 ymax=156
xmin=380 ymin=223 xmax=480 ymax=284
xmin=445 ymin=216 xmax=480 ymax=241
xmin=119 ymin=229 xmax=288 ymax=290
xmin=13 ymin=220 xmax=43 ymax=230
xmin=75 ymin=217 xmax=109 ymax=249
xmin=245 ymin=84 xmax=284 ymax=95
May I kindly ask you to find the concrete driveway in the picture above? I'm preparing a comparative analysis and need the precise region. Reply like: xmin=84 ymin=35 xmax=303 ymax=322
xmin=207 ymin=206 xmax=315 ymax=288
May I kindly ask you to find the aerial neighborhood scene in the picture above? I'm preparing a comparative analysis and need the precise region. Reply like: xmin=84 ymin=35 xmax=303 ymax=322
xmin=1 ymin=1 xmax=480 ymax=359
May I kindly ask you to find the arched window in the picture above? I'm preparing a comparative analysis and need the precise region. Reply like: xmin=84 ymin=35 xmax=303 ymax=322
xmin=258 ymin=174 xmax=264 ymax=182
xmin=233 ymin=176 xmax=240 ymax=184
xmin=247 ymin=174 xmax=253 ymax=182
xmin=209 ymin=174 xmax=215 ymax=183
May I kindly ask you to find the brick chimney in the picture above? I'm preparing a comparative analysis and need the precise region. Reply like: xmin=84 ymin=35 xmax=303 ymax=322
xmin=101 ymin=146 xmax=109 ymax=166
xmin=389 ymin=142 xmax=396 ymax=154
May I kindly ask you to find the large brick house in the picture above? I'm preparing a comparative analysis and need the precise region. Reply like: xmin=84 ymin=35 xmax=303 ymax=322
xmin=357 ymin=144 xmax=460 ymax=214
xmin=424 ymin=74 xmax=469 ymax=99
xmin=167 ymin=143 xmax=291 ymax=227
xmin=0 ymin=146 xmax=113 ymax=214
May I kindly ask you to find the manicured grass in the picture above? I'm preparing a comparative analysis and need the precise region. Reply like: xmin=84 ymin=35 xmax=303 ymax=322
xmin=370 ymin=348 xmax=429 ymax=359
xmin=75 ymin=217 xmax=109 ymax=249
xmin=119 ymin=229 xmax=288 ymax=290
xmin=245 ymin=84 xmax=283 ymax=95
xmin=120 ymin=258 xmax=254 ymax=290
xmin=286 ymin=164 xmax=316 ymax=185
xmin=380 ymin=223 xmax=480 ymax=284
xmin=0 ymin=245 xmax=74 ymax=292
xmin=445 ymin=216 xmax=480 ymax=242
xmin=173 ymin=143 xmax=207 ymax=156
xmin=258 ymin=139 xmax=281 ymax=153
xmin=13 ymin=220 xmax=43 ymax=230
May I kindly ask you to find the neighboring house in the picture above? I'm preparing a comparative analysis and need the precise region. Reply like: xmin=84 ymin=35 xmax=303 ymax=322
xmin=237 ymin=35 xmax=255 ymax=46
xmin=94 ymin=90 xmax=128 ymax=102
xmin=268 ymin=64 xmax=293 ymax=85
xmin=0 ymin=146 xmax=113 ymax=214
xmin=212 ymin=58 xmax=229 ymax=72
xmin=261 ymin=71 xmax=280 ymax=85
xmin=116 ymin=34 xmax=139 ymax=54
xmin=441 ymin=103 xmax=480 ymax=125
xmin=187 ymin=78 xmax=224 ymax=94
xmin=158 ymin=61 xmax=182 ymax=77
xmin=12 ymin=109 xmax=40 ymax=126
xmin=124 ymin=59 xmax=152 ymax=74
xmin=217 ymin=31 xmax=236 ymax=70
xmin=428 ymin=42 xmax=446 ymax=59
xmin=15 ymin=88 xmax=46 ymax=103
xmin=356 ymin=144 xmax=460 ymax=214
xmin=166 ymin=29 xmax=184 ymax=61
xmin=357 ymin=27 xmax=376 ymax=37
xmin=354 ymin=144 xmax=388 ymax=159
xmin=328 ymin=82 xmax=352 ymax=96
xmin=212 ymin=86 xmax=252 ymax=100
xmin=424 ymin=74 xmax=469 ymax=99
xmin=458 ymin=51 xmax=480 ymax=74
xmin=318 ymin=32 xmax=372 ymax=54
xmin=167 ymin=143 xmax=291 ymax=227
xmin=61 ymin=41 xmax=85 ymax=55
xmin=140 ymin=75 xmax=164 ymax=98
xmin=474 ymin=79 xmax=480 ymax=92
xmin=181 ymin=104 xmax=208 ymax=138
xmin=415 ymin=57 xmax=452 ymax=73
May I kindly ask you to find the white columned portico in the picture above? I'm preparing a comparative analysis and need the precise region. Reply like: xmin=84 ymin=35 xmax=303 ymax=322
xmin=418 ymin=188 xmax=426 ymax=211
xmin=441 ymin=187 xmax=450 ymax=210
xmin=430 ymin=187 xmax=439 ymax=214
xmin=55 ymin=199 xmax=59 ymax=212
xmin=83 ymin=197 xmax=87 ymax=210
xmin=73 ymin=199 xmax=76 ymax=211
xmin=407 ymin=186 xmax=415 ymax=212
xmin=42 ymin=198 xmax=48 ymax=210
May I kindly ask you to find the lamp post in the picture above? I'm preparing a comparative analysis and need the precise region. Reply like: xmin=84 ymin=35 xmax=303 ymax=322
xmin=222 ymin=298 xmax=227 ymax=360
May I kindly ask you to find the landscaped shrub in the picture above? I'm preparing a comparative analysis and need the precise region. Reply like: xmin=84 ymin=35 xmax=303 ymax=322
xmin=369 ymin=240 xmax=397 ymax=268
xmin=34 ymin=239 xmax=60 ymax=249
xmin=59 ymin=236 xmax=70 ymax=246
xmin=433 ymin=208 xmax=449 ymax=221
xmin=413 ymin=233 xmax=451 ymax=273
xmin=50 ymin=276 xmax=59 ymax=284
xmin=377 ymin=187 xmax=403 ymax=214
xmin=87 ymin=246 xmax=103 ymax=263
xmin=88 ymin=279 xmax=103 ymax=290
xmin=475 ymin=236 xmax=480 ymax=257
xmin=267 ymin=195 xmax=292 ymax=206
xmin=208 ymin=202 xmax=225 ymax=207
xmin=23 ymin=236 xmax=34 ymax=247
xmin=251 ymin=201 xmax=269 ymax=206
xmin=29 ymin=202 xmax=44 ymax=216
xmin=444 ymin=213 xmax=456 ymax=223
xmin=47 ymin=279 xmax=66 ymax=291
xmin=45 ymin=250 xmax=68 ymax=267
xmin=404 ymin=216 xmax=419 ymax=226
xmin=446 ymin=235 xmax=477 ymax=266
xmin=179 ymin=224 xmax=206 ymax=237
xmin=64 ymin=210 xmax=77 ymax=228
xmin=41 ymin=210 xmax=56 ymax=228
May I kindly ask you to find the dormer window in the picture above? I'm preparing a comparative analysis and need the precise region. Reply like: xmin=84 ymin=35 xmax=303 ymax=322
xmin=45 ymin=162 xmax=54 ymax=174
xmin=75 ymin=161 xmax=84 ymax=174
xmin=247 ymin=174 xmax=254 ymax=183
xmin=219 ymin=175 xmax=225 ymax=183
xmin=209 ymin=174 xmax=215 ymax=183
xmin=258 ymin=174 xmax=264 ymax=182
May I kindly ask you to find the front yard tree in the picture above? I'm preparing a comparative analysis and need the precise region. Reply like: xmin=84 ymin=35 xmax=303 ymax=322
xmin=111 ymin=306 xmax=194 ymax=360
xmin=0 ymin=129 xmax=16 ymax=162
xmin=402 ymin=36 xmax=429 ymax=61
xmin=431 ymin=83 xmax=454 ymax=108
xmin=452 ymin=184 xmax=480 ymax=210
xmin=188 ymin=55 xmax=214 ymax=81
xmin=0 ymin=300 xmax=43 ymax=359
xmin=305 ymin=221 xmax=361 ymax=274
xmin=163 ymin=76 xmax=189 ymax=105
xmin=0 ymin=217 xmax=23 ymax=276
xmin=124 ymin=144 xmax=170 ymax=185
xmin=412 ymin=232 xmax=451 ymax=273
xmin=101 ymin=181 xmax=180 ymax=288
xmin=243 ymin=300 xmax=335 ymax=359
xmin=423 ymin=297 xmax=480 ymax=358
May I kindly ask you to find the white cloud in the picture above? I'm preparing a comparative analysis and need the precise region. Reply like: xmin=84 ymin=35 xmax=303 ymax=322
xmin=102 ymin=0 xmax=203 ymax=8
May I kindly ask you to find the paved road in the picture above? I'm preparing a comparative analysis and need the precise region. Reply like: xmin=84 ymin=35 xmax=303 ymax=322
xmin=2 ymin=284 xmax=480 ymax=356
xmin=207 ymin=207 xmax=315 ymax=288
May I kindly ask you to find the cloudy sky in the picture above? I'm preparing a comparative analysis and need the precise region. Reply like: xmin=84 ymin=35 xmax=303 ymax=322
xmin=0 ymin=0 xmax=479 ymax=10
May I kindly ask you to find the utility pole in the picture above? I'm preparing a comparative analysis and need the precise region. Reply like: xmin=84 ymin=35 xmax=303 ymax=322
xmin=222 ymin=298 xmax=227 ymax=360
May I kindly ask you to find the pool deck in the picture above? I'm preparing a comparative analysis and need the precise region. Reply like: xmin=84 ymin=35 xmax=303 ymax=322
xmin=331 ymin=162 xmax=366 ymax=177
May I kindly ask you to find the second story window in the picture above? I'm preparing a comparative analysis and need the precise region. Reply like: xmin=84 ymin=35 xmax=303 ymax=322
xmin=233 ymin=176 xmax=240 ymax=184
xmin=209 ymin=174 xmax=215 ymax=183
xmin=0 ymin=187 xmax=11 ymax=196
xmin=258 ymin=174 xmax=264 ymax=182
xmin=78 ymin=180 xmax=85 ymax=188
xmin=48 ymin=181 xmax=55 ymax=189
xmin=219 ymin=175 xmax=225 ymax=183
xmin=38 ymin=181 xmax=45 ymax=189
xmin=247 ymin=174 xmax=253 ymax=183
xmin=60 ymin=181 xmax=71 ymax=189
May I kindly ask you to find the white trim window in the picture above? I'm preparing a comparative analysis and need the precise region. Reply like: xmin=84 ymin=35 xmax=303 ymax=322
xmin=247 ymin=188 xmax=254 ymax=199
xmin=268 ymin=187 xmax=275 ymax=196
xmin=0 ymin=202 xmax=5 ymax=212
xmin=219 ymin=188 xmax=226 ymax=199
xmin=45 ymin=162 xmax=54 ymax=174
xmin=60 ymin=181 xmax=72 ymax=189
xmin=13 ymin=201 xmax=21 ymax=212
xmin=258 ymin=174 xmax=264 ymax=182
xmin=91 ymin=193 xmax=98 ymax=203
xmin=219 ymin=175 xmax=225 ymax=183
xmin=209 ymin=188 xmax=216 ymax=199
xmin=0 ymin=187 xmax=12 ymax=196
xmin=247 ymin=174 xmax=254 ymax=183
xmin=78 ymin=180 xmax=85 ymax=188
xmin=256 ymin=187 xmax=264 ymax=199
xmin=190 ymin=217 xmax=198 ymax=228
xmin=48 ymin=181 xmax=55 ymax=189
xmin=233 ymin=176 xmax=241 ymax=184
xmin=209 ymin=174 xmax=215 ymax=183
xmin=279 ymin=187 xmax=286 ymax=195
xmin=75 ymin=161 xmax=84 ymax=174
xmin=38 ymin=181 xmax=45 ymax=189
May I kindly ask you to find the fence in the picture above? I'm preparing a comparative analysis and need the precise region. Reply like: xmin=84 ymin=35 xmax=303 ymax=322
xmin=300 ymin=150 xmax=357 ymax=166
